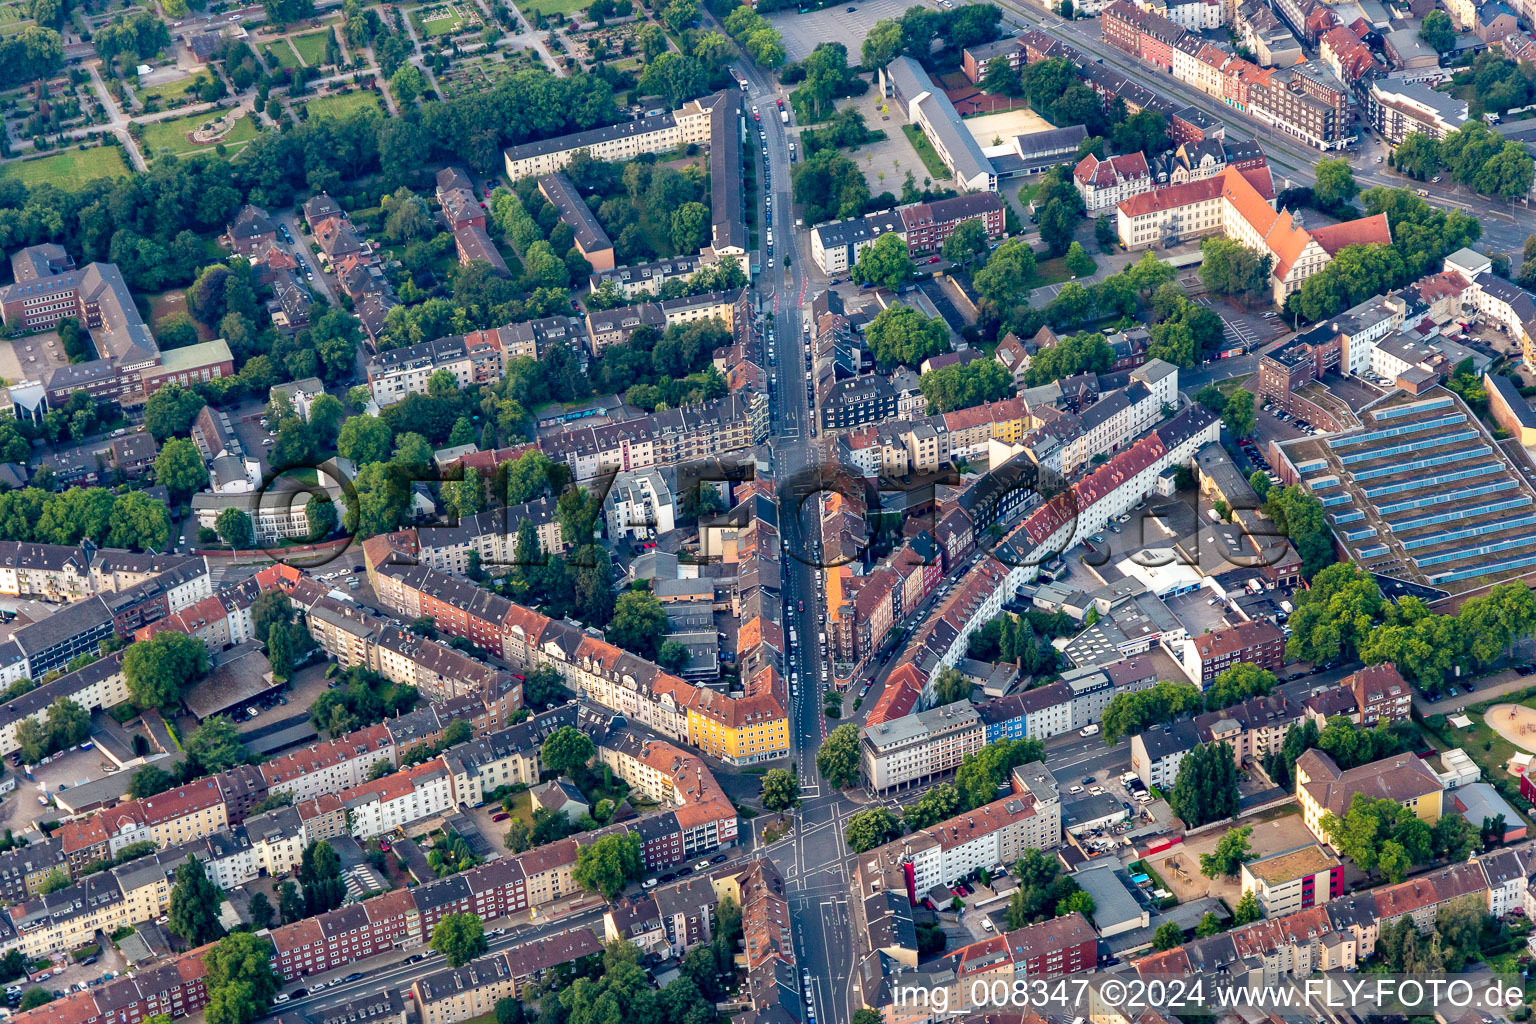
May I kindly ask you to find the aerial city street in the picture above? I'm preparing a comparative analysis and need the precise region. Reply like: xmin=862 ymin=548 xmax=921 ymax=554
xmin=0 ymin=0 xmax=1529 ymax=1022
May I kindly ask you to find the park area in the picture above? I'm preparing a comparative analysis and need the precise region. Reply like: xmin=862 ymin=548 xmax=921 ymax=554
xmin=0 ymin=146 xmax=130 ymax=187
xmin=436 ymin=51 xmax=539 ymax=98
xmin=140 ymin=108 xmax=259 ymax=159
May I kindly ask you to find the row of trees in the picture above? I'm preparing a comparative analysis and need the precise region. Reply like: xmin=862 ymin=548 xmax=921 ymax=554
xmin=1285 ymin=564 xmax=1536 ymax=691
xmin=0 ymin=486 xmax=171 ymax=552
xmin=1392 ymin=121 xmax=1534 ymax=200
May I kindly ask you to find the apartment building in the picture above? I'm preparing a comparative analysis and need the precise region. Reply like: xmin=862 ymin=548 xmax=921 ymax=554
xmin=1074 ymin=152 xmax=1154 ymax=213
xmin=588 ymin=256 xmax=703 ymax=300
xmin=1130 ymin=719 xmax=1200 ymax=789
xmin=1193 ymin=692 xmax=1302 ymax=765
xmin=1240 ymin=843 xmax=1344 ymax=916
xmin=538 ymin=391 xmax=767 ymax=483
xmin=809 ymin=193 xmax=1006 ymax=274
xmin=502 ymin=99 xmax=715 ymax=179
xmin=853 ymin=788 xmax=1056 ymax=899
xmin=365 ymin=324 xmax=562 ymax=406
xmin=860 ymin=702 xmax=985 ymax=794
xmin=6 ymin=943 xmax=214 ymax=1024
xmin=537 ymin=172 xmax=616 ymax=271
xmin=342 ymin=760 xmax=457 ymax=838
xmin=1181 ymin=620 xmax=1286 ymax=685
xmin=259 ymin=723 xmax=397 ymax=803
xmin=1296 ymin=749 xmax=1445 ymax=844
xmin=412 ymin=930 xmax=605 ymax=1024
xmin=1100 ymin=3 xmax=1354 ymax=149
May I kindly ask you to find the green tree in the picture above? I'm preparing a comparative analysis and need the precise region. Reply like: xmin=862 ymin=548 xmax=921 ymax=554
xmin=541 ymin=725 xmax=596 ymax=777
xmin=1393 ymin=132 xmax=1442 ymax=179
xmin=852 ymin=232 xmax=914 ymax=292
xmin=1205 ymin=662 xmax=1275 ymax=711
xmin=1233 ymin=890 xmax=1261 ymax=924
xmin=215 ymin=507 xmax=254 ymax=550
xmin=143 ymin=384 xmax=206 ymax=442
xmin=1152 ymin=921 xmax=1184 ymax=950
xmin=1064 ymin=241 xmax=1095 ymax=278
xmin=607 ymin=590 xmax=668 ymax=658
xmin=1419 ymin=9 xmax=1456 ymax=51
xmin=46 ymin=697 xmax=88 ymax=750
xmin=1222 ymin=387 xmax=1256 ymax=439
xmin=760 ymin=768 xmax=800 ymax=813
xmin=1195 ymin=911 xmax=1223 ymax=937
xmin=123 ymin=630 xmax=210 ymax=709
xmin=130 ymin=763 xmax=174 ymax=799
xmin=1312 ymin=158 xmax=1359 ymax=215
xmin=844 ymin=806 xmax=901 ymax=853
xmin=246 ymin=892 xmax=274 ymax=932
xmin=168 ymin=857 xmax=226 ymax=946
xmin=572 ymin=831 xmax=643 ymax=900
xmin=817 ymin=723 xmax=861 ymax=788
xmin=18 ymin=989 xmax=53 ymax=1011
xmin=389 ymin=64 xmax=425 ymax=104
xmin=306 ymin=496 xmax=338 ymax=541
xmin=187 ymin=716 xmax=247 ymax=773
xmin=864 ymin=303 xmax=947 ymax=372
xmin=1199 ymin=826 xmax=1255 ymax=878
xmin=861 ymin=18 xmax=903 ymax=67
xmin=36 ymin=867 xmax=69 ymax=894
xmin=337 ymin=414 xmax=394 ymax=465
xmin=154 ymin=437 xmax=210 ymax=501
xmin=941 ymin=218 xmax=990 ymax=268
xmin=203 ymin=933 xmax=280 ymax=1024
xmin=1167 ymin=742 xmax=1239 ymax=828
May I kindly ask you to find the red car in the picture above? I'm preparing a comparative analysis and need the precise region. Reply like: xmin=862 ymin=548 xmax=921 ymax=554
xmin=797 ymin=600 xmax=805 ymax=611
xmin=492 ymin=812 xmax=510 ymax=822
xmin=928 ymin=256 xmax=940 ymax=263
xmin=776 ymin=98 xmax=784 ymax=108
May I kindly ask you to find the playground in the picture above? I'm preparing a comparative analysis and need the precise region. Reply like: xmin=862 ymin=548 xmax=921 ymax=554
xmin=1486 ymin=703 xmax=1536 ymax=753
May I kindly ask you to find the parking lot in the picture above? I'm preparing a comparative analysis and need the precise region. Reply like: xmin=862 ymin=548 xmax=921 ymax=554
xmin=1191 ymin=297 xmax=1289 ymax=353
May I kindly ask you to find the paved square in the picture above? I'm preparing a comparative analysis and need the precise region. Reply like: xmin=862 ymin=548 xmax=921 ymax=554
xmin=767 ymin=0 xmax=919 ymax=62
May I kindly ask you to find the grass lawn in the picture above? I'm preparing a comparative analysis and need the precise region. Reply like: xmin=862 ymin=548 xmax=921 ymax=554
xmin=264 ymin=40 xmax=302 ymax=70
xmin=140 ymin=111 xmax=260 ymax=158
xmin=1026 ymin=256 xmax=1073 ymax=289
xmin=302 ymin=90 xmax=382 ymax=120
xmin=901 ymin=123 xmax=950 ymax=181
xmin=137 ymin=74 xmax=201 ymax=105
xmin=504 ymin=790 xmax=534 ymax=826
xmin=0 ymin=146 xmax=129 ymax=188
xmin=517 ymin=0 xmax=590 ymax=15
xmin=290 ymin=30 xmax=331 ymax=66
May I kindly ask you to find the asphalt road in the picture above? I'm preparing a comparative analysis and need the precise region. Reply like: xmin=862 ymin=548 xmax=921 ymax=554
xmin=729 ymin=57 xmax=869 ymax=1024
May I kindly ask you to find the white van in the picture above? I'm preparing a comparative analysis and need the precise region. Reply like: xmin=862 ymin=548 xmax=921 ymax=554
xmin=1080 ymin=724 xmax=1100 ymax=737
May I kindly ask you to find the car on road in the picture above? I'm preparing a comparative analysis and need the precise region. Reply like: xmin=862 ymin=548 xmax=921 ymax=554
xmin=643 ymin=878 xmax=659 ymax=888
xmin=274 ymin=995 xmax=291 ymax=1005
xmin=292 ymin=989 xmax=308 ymax=998
xmin=344 ymin=973 xmax=364 ymax=983
xmin=712 ymin=854 xmax=728 ymax=863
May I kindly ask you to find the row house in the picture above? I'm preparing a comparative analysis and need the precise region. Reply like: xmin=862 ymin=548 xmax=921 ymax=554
xmin=7 ymin=944 xmax=213 ymax=1024
xmin=259 ymin=723 xmax=397 ymax=803
xmin=537 ymin=391 xmax=768 ymax=483
xmin=341 ymin=761 xmax=458 ymax=839
xmin=412 ymin=930 xmax=604 ymax=1024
